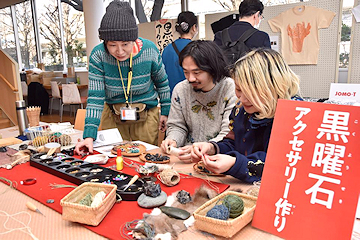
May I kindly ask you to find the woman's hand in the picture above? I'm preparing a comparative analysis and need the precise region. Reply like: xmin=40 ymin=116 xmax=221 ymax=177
xmin=159 ymin=115 xmax=168 ymax=132
xmin=75 ymin=138 xmax=94 ymax=155
xmin=161 ymin=139 xmax=177 ymax=153
xmin=202 ymin=154 xmax=236 ymax=174
xmin=190 ymin=142 xmax=215 ymax=163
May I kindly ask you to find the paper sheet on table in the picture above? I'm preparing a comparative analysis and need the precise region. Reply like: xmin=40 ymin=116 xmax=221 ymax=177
xmin=92 ymin=128 xmax=123 ymax=148
xmin=94 ymin=140 xmax=158 ymax=157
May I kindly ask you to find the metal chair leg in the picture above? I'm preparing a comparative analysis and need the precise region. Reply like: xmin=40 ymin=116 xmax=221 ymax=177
xmin=60 ymin=103 xmax=64 ymax=122
xmin=59 ymin=99 xmax=62 ymax=115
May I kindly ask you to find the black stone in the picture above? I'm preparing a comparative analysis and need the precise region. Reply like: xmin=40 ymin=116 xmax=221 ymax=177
xmin=176 ymin=190 xmax=192 ymax=204
xmin=143 ymin=181 xmax=161 ymax=197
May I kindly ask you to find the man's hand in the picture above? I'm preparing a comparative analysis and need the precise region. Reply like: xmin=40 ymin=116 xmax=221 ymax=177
xmin=159 ymin=115 xmax=168 ymax=132
xmin=75 ymin=138 xmax=94 ymax=155
xmin=161 ymin=139 xmax=177 ymax=153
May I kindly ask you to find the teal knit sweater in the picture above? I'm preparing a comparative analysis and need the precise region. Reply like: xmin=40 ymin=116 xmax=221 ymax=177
xmin=83 ymin=38 xmax=171 ymax=140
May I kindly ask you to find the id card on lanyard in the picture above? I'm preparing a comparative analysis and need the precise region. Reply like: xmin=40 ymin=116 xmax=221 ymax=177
xmin=117 ymin=53 xmax=137 ymax=121
xmin=120 ymin=107 xmax=137 ymax=120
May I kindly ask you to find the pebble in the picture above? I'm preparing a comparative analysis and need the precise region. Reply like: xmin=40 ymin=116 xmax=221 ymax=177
xmin=137 ymin=191 xmax=167 ymax=208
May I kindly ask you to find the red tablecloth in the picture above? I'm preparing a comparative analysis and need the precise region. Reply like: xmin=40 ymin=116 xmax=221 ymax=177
xmin=0 ymin=156 xmax=229 ymax=239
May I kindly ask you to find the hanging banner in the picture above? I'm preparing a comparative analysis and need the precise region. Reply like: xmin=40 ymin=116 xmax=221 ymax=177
xmin=252 ymin=100 xmax=360 ymax=240
xmin=154 ymin=19 xmax=175 ymax=54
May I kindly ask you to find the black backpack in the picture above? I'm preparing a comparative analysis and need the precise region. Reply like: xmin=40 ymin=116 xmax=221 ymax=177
xmin=220 ymin=28 xmax=258 ymax=64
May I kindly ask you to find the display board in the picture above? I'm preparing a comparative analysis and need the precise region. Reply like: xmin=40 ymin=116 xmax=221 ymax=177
xmin=349 ymin=0 xmax=360 ymax=83
xmin=204 ymin=0 xmax=341 ymax=98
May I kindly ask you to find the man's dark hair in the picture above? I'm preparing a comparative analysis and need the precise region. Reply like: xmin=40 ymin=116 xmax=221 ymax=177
xmin=179 ymin=40 xmax=230 ymax=83
xmin=239 ymin=0 xmax=264 ymax=18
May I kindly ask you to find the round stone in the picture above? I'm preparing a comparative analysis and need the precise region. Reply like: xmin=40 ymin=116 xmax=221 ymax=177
xmin=137 ymin=191 xmax=167 ymax=208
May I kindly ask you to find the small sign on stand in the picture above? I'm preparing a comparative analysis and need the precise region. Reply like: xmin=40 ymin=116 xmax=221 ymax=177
xmin=329 ymin=83 xmax=360 ymax=102
xmin=252 ymin=100 xmax=360 ymax=240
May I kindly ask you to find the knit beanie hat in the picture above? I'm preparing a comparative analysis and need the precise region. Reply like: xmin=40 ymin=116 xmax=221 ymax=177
xmin=98 ymin=0 xmax=138 ymax=41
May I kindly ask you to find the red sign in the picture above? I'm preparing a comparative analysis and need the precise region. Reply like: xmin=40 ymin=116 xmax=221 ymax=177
xmin=252 ymin=100 xmax=360 ymax=240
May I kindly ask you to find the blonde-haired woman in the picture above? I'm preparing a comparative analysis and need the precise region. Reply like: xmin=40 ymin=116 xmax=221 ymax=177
xmin=191 ymin=48 xmax=301 ymax=183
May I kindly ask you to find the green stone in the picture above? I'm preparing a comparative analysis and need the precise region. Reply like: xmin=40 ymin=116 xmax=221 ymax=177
xmin=159 ymin=206 xmax=191 ymax=220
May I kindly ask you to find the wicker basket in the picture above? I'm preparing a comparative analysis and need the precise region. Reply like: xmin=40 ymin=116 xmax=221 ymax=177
xmin=193 ymin=191 xmax=257 ymax=238
xmin=60 ymin=182 xmax=117 ymax=226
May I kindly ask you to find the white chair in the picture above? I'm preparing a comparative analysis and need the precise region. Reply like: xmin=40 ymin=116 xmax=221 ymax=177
xmin=49 ymin=81 xmax=62 ymax=114
xmin=60 ymin=84 xmax=87 ymax=122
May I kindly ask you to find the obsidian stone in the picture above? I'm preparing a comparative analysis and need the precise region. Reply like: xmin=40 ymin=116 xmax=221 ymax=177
xmin=176 ymin=190 xmax=192 ymax=204
xmin=19 ymin=144 xmax=28 ymax=150
xmin=143 ymin=181 xmax=161 ymax=197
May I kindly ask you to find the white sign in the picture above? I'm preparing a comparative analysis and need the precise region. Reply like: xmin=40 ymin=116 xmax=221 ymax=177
xmin=329 ymin=83 xmax=360 ymax=102
xmin=269 ymin=35 xmax=279 ymax=52
xmin=93 ymin=128 xmax=123 ymax=148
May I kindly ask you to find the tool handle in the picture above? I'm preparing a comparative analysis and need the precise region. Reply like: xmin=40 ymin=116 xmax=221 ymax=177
xmin=46 ymin=147 xmax=57 ymax=156
xmin=26 ymin=202 xmax=38 ymax=212
xmin=127 ymin=175 xmax=139 ymax=186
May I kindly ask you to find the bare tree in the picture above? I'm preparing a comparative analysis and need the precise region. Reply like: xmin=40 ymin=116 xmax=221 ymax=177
xmin=39 ymin=4 xmax=62 ymax=65
xmin=16 ymin=2 xmax=37 ymax=68
xmin=0 ymin=2 xmax=36 ymax=68
xmin=0 ymin=8 xmax=17 ymax=60
xmin=39 ymin=3 xmax=84 ymax=67
xmin=62 ymin=3 xmax=84 ymax=66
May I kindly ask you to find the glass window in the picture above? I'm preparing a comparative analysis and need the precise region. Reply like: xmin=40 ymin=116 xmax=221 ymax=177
xmin=134 ymin=0 xmax=181 ymax=21
xmin=0 ymin=7 xmax=17 ymax=62
xmin=36 ymin=0 xmax=64 ymax=71
xmin=339 ymin=0 xmax=354 ymax=69
xmin=15 ymin=1 xmax=37 ymax=69
xmin=156 ymin=0 xmax=182 ymax=20
xmin=61 ymin=2 xmax=86 ymax=70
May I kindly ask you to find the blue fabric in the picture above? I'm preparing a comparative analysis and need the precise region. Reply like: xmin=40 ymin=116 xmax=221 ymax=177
xmin=162 ymin=38 xmax=191 ymax=95
xmin=17 ymin=135 xmax=28 ymax=141
xmin=214 ymin=96 xmax=303 ymax=183
xmin=214 ymin=21 xmax=271 ymax=49
xmin=215 ymin=106 xmax=273 ymax=183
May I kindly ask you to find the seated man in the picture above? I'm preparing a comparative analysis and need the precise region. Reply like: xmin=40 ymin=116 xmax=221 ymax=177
xmin=161 ymin=40 xmax=236 ymax=161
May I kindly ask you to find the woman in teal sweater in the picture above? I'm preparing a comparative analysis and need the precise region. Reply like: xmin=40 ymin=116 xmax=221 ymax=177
xmin=76 ymin=1 xmax=170 ymax=154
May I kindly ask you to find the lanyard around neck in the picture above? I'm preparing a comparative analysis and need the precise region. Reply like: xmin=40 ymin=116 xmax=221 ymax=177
xmin=117 ymin=53 xmax=133 ymax=105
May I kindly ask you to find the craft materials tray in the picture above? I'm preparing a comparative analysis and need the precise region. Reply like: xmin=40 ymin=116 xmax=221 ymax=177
xmin=193 ymin=191 xmax=257 ymax=238
xmin=30 ymin=153 xmax=144 ymax=201
xmin=60 ymin=182 xmax=117 ymax=226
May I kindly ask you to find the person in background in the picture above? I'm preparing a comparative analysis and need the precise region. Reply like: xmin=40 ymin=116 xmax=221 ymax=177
xmin=161 ymin=40 xmax=237 ymax=161
xmin=162 ymin=11 xmax=198 ymax=95
xmin=75 ymin=0 xmax=170 ymax=154
xmin=214 ymin=0 xmax=271 ymax=50
xmin=191 ymin=48 xmax=301 ymax=183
